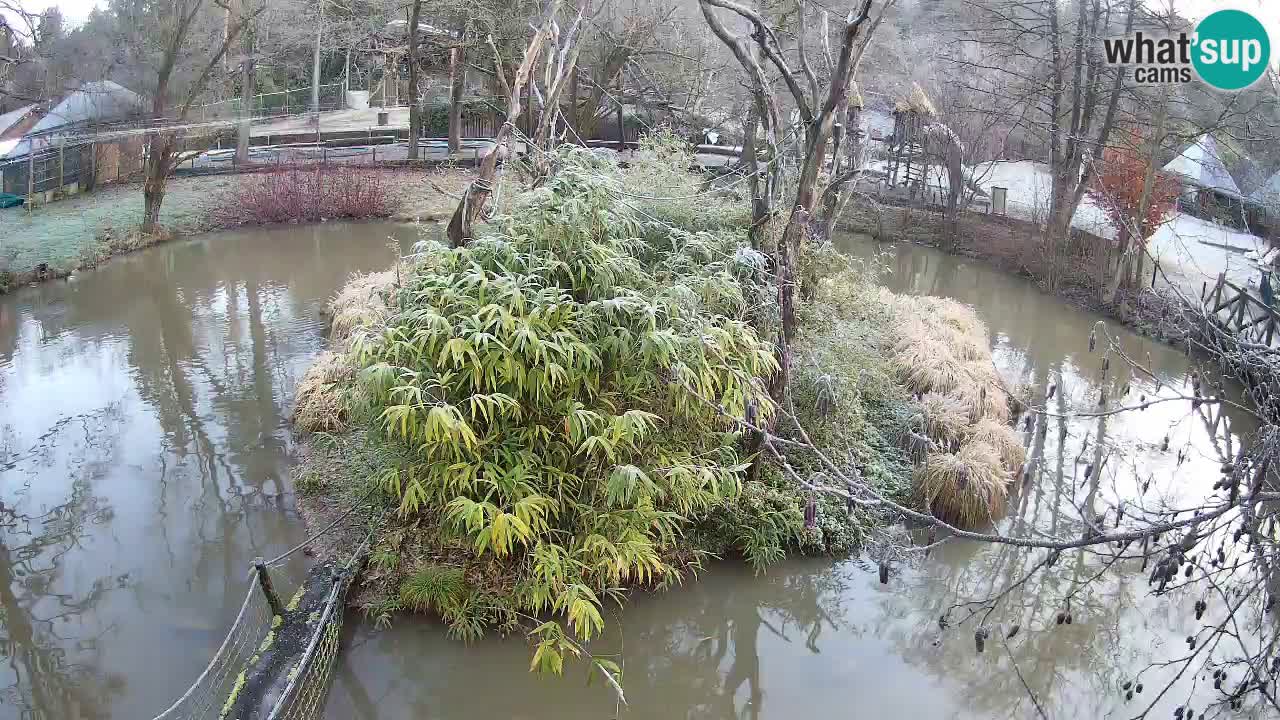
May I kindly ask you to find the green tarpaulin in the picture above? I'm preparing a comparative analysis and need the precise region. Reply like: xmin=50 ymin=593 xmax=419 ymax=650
xmin=0 ymin=193 xmax=24 ymax=209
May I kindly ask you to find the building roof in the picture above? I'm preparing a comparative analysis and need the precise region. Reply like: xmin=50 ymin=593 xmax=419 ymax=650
xmin=27 ymin=81 xmax=144 ymax=135
xmin=1162 ymin=134 xmax=1242 ymax=197
xmin=0 ymin=82 xmax=145 ymax=159
xmin=0 ymin=104 xmax=37 ymax=137
xmin=1248 ymin=168 xmax=1280 ymax=208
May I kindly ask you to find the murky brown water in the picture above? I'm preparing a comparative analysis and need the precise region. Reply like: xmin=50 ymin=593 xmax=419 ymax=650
xmin=0 ymin=221 xmax=420 ymax=720
xmin=0 ymin=226 xmax=1259 ymax=720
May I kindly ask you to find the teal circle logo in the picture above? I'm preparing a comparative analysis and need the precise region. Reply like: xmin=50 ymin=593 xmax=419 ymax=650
xmin=1192 ymin=9 xmax=1270 ymax=91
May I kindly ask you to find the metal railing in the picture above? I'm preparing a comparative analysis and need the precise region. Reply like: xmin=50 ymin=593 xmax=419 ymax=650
xmin=192 ymin=84 xmax=346 ymax=122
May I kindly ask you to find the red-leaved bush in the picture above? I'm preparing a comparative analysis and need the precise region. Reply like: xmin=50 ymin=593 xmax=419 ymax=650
xmin=1091 ymin=131 xmax=1180 ymax=243
xmin=215 ymin=165 xmax=400 ymax=226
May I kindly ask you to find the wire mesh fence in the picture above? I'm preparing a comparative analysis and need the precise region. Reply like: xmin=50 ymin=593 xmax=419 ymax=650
xmin=148 ymin=537 xmax=365 ymax=720
xmin=192 ymin=84 xmax=346 ymax=123
xmin=268 ymin=574 xmax=354 ymax=720
xmin=151 ymin=573 xmax=277 ymax=720
xmin=0 ymin=142 xmax=99 ymax=197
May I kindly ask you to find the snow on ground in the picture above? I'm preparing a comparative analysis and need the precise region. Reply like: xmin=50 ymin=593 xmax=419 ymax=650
xmin=1146 ymin=213 xmax=1271 ymax=293
xmin=865 ymin=158 xmax=1116 ymax=237
xmin=972 ymin=160 xmax=1116 ymax=240
xmin=866 ymin=155 xmax=1274 ymax=296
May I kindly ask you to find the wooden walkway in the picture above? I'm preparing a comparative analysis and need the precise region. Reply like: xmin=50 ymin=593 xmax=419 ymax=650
xmin=1201 ymin=273 xmax=1279 ymax=347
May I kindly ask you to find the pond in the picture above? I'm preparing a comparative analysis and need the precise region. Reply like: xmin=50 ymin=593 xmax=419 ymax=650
xmin=0 ymin=224 xmax=1255 ymax=719
xmin=0 ymin=221 xmax=420 ymax=720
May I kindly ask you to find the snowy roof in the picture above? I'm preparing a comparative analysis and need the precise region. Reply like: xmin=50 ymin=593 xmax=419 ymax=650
xmin=1248 ymin=169 xmax=1280 ymax=208
xmin=0 ymin=104 xmax=36 ymax=136
xmin=1162 ymin=134 xmax=1241 ymax=197
xmin=27 ymin=81 xmax=144 ymax=135
xmin=383 ymin=19 xmax=450 ymax=37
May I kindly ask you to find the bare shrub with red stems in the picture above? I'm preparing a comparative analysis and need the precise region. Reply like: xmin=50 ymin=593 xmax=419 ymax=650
xmin=215 ymin=165 xmax=401 ymax=227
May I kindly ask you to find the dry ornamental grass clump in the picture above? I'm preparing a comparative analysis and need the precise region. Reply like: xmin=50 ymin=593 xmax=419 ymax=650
xmin=966 ymin=418 xmax=1027 ymax=471
xmin=293 ymin=351 xmax=355 ymax=432
xmin=879 ymin=291 xmax=1025 ymax=527
xmin=916 ymin=441 xmax=1011 ymax=528
xmin=329 ymin=270 xmax=397 ymax=344
xmin=919 ymin=392 xmax=969 ymax=448
xmin=294 ymin=269 xmax=399 ymax=432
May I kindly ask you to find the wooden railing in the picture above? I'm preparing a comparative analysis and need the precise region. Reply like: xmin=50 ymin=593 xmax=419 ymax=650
xmin=1202 ymin=273 xmax=1279 ymax=347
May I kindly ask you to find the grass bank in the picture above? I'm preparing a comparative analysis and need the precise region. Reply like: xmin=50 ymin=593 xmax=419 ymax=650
xmin=0 ymin=167 xmax=470 ymax=294
xmin=290 ymin=138 xmax=1020 ymax=678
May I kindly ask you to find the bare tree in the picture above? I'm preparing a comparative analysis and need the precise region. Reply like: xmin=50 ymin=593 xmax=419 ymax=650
xmin=234 ymin=0 xmax=257 ymax=163
xmin=700 ymin=0 xmax=876 ymax=402
xmin=948 ymin=0 xmax=1133 ymax=290
xmin=444 ymin=19 xmax=471 ymax=154
xmin=813 ymin=0 xmax=896 ymax=242
xmin=446 ymin=0 xmax=562 ymax=246
xmin=114 ymin=0 xmax=261 ymax=233
xmin=0 ymin=3 xmax=51 ymax=108
xmin=571 ymin=0 xmax=675 ymax=140
xmin=530 ymin=0 xmax=589 ymax=169
xmin=406 ymin=0 xmax=425 ymax=159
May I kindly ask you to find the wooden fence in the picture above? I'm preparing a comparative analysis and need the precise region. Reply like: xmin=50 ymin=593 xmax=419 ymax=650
xmin=1202 ymin=273 xmax=1279 ymax=347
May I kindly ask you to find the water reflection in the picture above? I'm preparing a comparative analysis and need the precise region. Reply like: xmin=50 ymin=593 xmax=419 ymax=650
xmin=323 ymin=234 xmax=1257 ymax=720
xmin=0 ymin=221 xmax=421 ymax=719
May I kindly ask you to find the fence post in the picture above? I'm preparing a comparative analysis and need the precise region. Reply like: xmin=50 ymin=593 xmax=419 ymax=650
xmin=616 ymin=86 xmax=625 ymax=154
xmin=253 ymin=557 xmax=284 ymax=616
xmin=27 ymin=152 xmax=34 ymax=208
xmin=58 ymin=144 xmax=65 ymax=191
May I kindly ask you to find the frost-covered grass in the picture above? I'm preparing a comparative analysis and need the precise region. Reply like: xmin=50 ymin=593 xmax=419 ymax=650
xmin=0 ymin=168 xmax=472 ymax=291
xmin=0 ymin=175 xmax=232 ymax=277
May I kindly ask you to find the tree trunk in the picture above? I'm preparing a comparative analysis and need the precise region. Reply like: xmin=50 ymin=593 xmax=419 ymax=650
xmin=142 ymin=134 xmax=173 ymax=235
xmin=1044 ymin=0 xmax=1066 ymax=290
xmin=236 ymin=21 xmax=255 ymax=164
xmin=310 ymin=1 xmax=322 ymax=114
xmin=568 ymin=66 xmax=579 ymax=140
xmin=1104 ymin=92 xmax=1166 ymax=306
xmin=1129 ymin=95 xmax=1167 ymax=291
xmin=448 ymin=41 xmax=466 ymax=155
xmin=820 ymin=89 xmax=867 ymax=241
xmin=741 ymin=101 xmax=765 ymax=250
xmin=615 ymin=77 xmax=625 ymax=152
xmin=819 ymin=121 xmax=844 ymax=241
xmin=447 ymin=5 xmax=559 ymax=246
xmin=406 ymin=0 xmax=423 ymax=160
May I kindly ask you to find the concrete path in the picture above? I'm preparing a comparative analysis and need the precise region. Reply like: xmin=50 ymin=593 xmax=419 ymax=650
xmin=250 ymin=108 xmax=411 ymax=138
